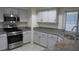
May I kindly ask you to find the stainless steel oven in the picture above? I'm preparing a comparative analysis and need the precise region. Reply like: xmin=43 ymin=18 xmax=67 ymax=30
xmin=3 ymin=28 xmax=23 ymax=49
xmin=7 ymin=31 xmax=23 ymax=49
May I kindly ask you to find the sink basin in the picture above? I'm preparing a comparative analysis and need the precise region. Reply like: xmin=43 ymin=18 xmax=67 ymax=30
xmin=63 ymin=33 xmax=79 ymax=40
xmin=62 ymin=31 xmax=76 ymax=40
xmin=64 ymin=34 xmax=75 ymax=40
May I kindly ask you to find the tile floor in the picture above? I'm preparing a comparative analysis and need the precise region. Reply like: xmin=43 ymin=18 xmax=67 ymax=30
xmin=11 ymin=43 xmax=45 ymax=51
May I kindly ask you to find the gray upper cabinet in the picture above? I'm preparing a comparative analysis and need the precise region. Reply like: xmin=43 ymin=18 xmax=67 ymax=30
xmin=0 ymin=8 xmax=19 ymax=22
xmin=0 ymin=8 xmax=4 ymax=22
xmin=48 ymin=10 xmax=57 ymax=23
xmin=4 ymin=8 xmax=10 ymax=14
xmin=4 ymin=8 xmax=19 ymax=15
xmin=37 ymin=9 xmax=57 ymax=23
xmin=19 ymin=9 xmax=29 ymax=22
xmin=37 ymin=11 xmax=43 ymax=22
xmin=3 ymin=8 xmax=29 ymax=22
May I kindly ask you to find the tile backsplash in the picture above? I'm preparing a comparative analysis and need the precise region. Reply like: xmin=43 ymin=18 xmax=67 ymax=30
xmin=16 ymin=22 xmax=28 ymax=27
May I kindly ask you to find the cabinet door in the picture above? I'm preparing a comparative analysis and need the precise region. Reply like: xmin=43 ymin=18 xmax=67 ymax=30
xmin=0 ymin=8 xmax=4 ymax=22
xmin=13 ymin=8 xmax=19 ymax=15
xmin=42 ymin=11 xmax=48 ymax=22
xmin=48 ymin=34 xmax=57 ymax=50
xmin=37 ymin=12 xmax=43 ymax=22
xmin=0 ymin=34 xmax=7 ymax=50
xmin=19 ymin=9 xmax=28 ymax=22
xmin=37 ymin=10 xmax=57 ymax=23
xmin=48 ymin=10 xmax=57 ymax=23
xmin=34 ymin=31 xmax=40 ymax=44
xmin=27 ymin=31 xmax=31 ymax=42
xmin=23 ymin=31 xmax=31 ymax=43
xmin=4 ymin=8 xmax=18 ymax=15
xmin=4 ymin=8 xmax=11 ymax=14
xmin=40 ymin=32 xmax=47 ymax=47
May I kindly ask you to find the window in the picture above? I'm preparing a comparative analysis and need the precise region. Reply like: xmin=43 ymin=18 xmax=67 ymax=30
xmin=65 ymin=11 xmax=78 ymax=32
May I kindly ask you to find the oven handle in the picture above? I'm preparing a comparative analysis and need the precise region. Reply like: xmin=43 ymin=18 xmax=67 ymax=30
xmin=7 ymin=31 xmax=23 ymax=36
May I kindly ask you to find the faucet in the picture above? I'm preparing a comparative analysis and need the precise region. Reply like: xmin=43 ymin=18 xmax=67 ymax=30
xmin=71 ymin=26 xmax=77 ymax=32
xmin=71 ymin=26 xmax=79 ymax=40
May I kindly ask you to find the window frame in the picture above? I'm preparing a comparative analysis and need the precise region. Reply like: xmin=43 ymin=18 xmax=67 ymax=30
xmin=64 ymin=11 xmax=79 ymax=32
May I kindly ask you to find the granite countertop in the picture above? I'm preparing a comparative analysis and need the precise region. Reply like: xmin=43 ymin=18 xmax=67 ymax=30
xmin=0 ymin=28 xmax=6 ymax=35
xmin=34 ymin=27 xmax=78 ymax=40
xmin=34 ymin=27 xmax=65 ymax=35
xmin=18 ymin=27 xmax=31 ymax=31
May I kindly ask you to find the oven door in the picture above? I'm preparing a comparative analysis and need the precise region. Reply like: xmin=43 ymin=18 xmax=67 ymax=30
xmin=8 ymin=34 xmax=23 ymax=44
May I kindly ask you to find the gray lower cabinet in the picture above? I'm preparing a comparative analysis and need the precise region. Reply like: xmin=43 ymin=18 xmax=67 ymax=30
xmin=0 ymin=34 xmax=7 ymax=50
xmin=34 ymin=31 xmax=59 ymax=50
xmin=74 ymin=40 xmax=79 ymax=50
xmin=23 ymin=31 xmax=31 ymax=44
xmin=39 ymin=32 xmax=47 ymax=47
xmin=34 ymin=31 xmax=48 ymax=47
xmin=34 ymin=31 xmax=40 ymax=44
xmin=47 ymin=34 xmax=57 ymax=50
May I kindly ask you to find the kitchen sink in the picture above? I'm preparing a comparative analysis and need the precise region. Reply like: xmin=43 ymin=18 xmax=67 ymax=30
xmin=63 ymin=32 xmax=79 ymax=40
xmin=64 ymin=34 xmax=75 ymax=40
